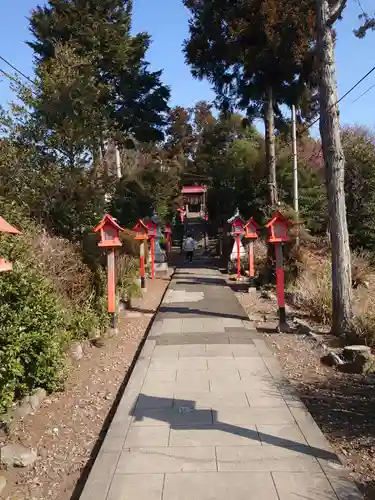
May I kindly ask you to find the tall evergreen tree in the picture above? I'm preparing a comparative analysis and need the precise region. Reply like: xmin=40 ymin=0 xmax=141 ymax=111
xmin=27 ymin=0 xmax=170 ymax=164
xmin=183 ymin=0 xmax=316 ymax=207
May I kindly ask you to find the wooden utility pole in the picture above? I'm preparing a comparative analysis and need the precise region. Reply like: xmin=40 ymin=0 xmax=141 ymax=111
xmin=316 ymin=0 xmax=352 ymax=335
xmin=291 ymin=105 xmax=299 ymax=245
xmin=264 ymin=85 xmax=278 ymax=207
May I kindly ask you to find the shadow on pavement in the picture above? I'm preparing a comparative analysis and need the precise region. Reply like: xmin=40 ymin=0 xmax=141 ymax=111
xmin=131 ymin=394 xmax=338 ymax=462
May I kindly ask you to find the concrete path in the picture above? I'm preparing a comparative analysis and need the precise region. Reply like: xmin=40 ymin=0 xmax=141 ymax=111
xmin=80 ymin=265 xmax=363 ymax=500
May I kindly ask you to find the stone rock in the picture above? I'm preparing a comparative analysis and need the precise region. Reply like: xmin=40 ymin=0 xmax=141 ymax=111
xmin=343 ymin=345 xmax=372 ymax=362
xmin=29 ymin=388 xmax=47 ymax=411
xmin=285 ymin=291 xmax=302 ymax=307
xmin=69 ymin=342 xmax=84 ymax=361
xmin=13 ymin=400 xmax=32 ymax=421
xmin=0 ymin=443 xmax=37 ymax=467
xmin=321 ymin=351 xmax=344 ymax=367
xmin=338 ymin=352 xmax=375 ymax=375
xmin=91 ymin=337 xmax=106 ymax=348
xmin=294 ymin=318 xmax=311 ymax=336
xmin=0 ymin=475 xmax=6 ymax=495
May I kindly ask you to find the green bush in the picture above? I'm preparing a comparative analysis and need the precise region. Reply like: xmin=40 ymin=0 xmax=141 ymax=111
xmin=0 ymin=264 xmax=66 ymax=413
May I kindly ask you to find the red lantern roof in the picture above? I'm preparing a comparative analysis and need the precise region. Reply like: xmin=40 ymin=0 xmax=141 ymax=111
xmin=93 ymin=214 xmax=123 ymax=233
xmin=0 ymin=216 xmax=21 ymax=234
xmin=265 ymin=211 xmax=291 ymax=243
xmin=132 ymin=219 xmax=148 ymax=240
xmin=244 ymin=217 xmax=260 ymax=239
xmin=93 ymin=214 xmax=123 ymax=247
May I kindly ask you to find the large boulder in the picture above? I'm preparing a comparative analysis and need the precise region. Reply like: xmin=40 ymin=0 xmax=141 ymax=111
xmin=339 ymin=346 xmax=375 ymax=375
xmin=0 ymin=443 xmax=37 ymax=467
xmin=342 ymin=345 xmax=372 ymax=362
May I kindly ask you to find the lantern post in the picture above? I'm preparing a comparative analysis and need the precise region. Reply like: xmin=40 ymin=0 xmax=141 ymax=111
xmin=177 ymin=206 xmax=186 ymax=224
xmin=265 ymin=211 xmax=291 ymax=326
xmin=93 ymin=214 xmax=123 ymax=329
xmin=0 ymin=216 xmax=21 ymax=272
xmin=228 ymin=208 xmax=245 ymax=278
xmin=164 ymin=223 xmax=172 ymax=255
xmin=244 ymin=217 xmax=260 ymax=287
xmin=133 ymin=219 xmax=148 ymax=289
xmin=146 ymin=220 xmax=157 ymax=280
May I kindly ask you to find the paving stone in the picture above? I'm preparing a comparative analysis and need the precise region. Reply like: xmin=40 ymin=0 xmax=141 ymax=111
xmin=152 ymin=346 xmax=179 ymax=359
xmin=205 ymin=345 xmax=235 ymax=356
xmin=253 ymin=339 xmax=274 ymax=357
xmin=169 ymin=424 xmax=261 ymax=447
xmin=162 ymin=472 xmax=279 ymax=500
xmin=263 ymin=357 xmax=284 ymax=378
xmin=105 ymin=418 xmax=133 ymax=441
xmin=206 ymin=357 xmax=237 ymax=370
xmin=246 ymin=394 xmax=289 ymax=409
xmin=132 ymin=407 xmax=213 ymax=427
xmin=149 ymin=357 xmax=208 ymax=370
xmin=135 ymin=394 xmax=174 ymax=410
xmin=232 ymin=345 xmax=261 ymax=357
xmin=79 ymin=452 xmax=120 ymax=500
xmin=143 ymin=370 xmax=177 ymax=383
xmin=124 ymin=426 xmax=170 ymax=447
xmin=216 ymin=446 xmax=322 ymax=472
xmin=318 ymin=460 xmax=364 ymax=499
xmin=155 ymin=334 xmax=230 ymax=345
xmin=107 ymin=473 xmax=164 ymax=500
xmin=214 ymin=407 xmax=295 ymax=425
xmin=173 ymin=391 xmax=250 ymax=410
xmin=178 ymin=344 xmax=207 ymax=357
xmin=257 ymin=424 xmax=309 ymax=447
xmin=176 ymin=370 xmax=241 ymax=384
xmin=161 ymin=318 xmax=183 ymax=333
xmin=116 ymin=446 xmax=216 ymax=473
xmin=272 ymin=472 xmax=338 ymax=499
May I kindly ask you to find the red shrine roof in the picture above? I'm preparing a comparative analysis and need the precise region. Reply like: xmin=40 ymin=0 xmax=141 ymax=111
xmin=181 ymin=185 xmax=207 ymax=194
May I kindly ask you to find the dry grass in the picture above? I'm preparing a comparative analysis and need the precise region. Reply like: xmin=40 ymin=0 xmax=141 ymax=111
xmin=294 ymin=254 xmax=332 ymax=324
xmin=290 ymin=242 xmax=375 ymax=345
xmin=33 ymin=231 xmax=94 ymax=306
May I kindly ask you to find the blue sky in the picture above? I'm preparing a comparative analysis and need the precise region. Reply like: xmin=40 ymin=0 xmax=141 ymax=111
xmin=0 ymin=0 xmax=374 ymax=137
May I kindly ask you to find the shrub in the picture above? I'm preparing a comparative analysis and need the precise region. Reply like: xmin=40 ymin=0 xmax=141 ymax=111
xmin=0 ymin=263 xmax=66 ymax=413
xmin=117 ymin=254 xmax=141 ymax=301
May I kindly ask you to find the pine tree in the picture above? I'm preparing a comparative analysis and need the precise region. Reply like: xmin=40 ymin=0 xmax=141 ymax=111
xmin=183 ymin=0 xmax=317 ymax=208
xmin=27 ymin=0 xmax=170 ymax=164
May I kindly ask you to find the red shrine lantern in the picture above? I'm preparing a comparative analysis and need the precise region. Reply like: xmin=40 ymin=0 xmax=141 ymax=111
xmin=265 ymin=211 xmax=291 ymax=243
xmin=133 ymin=219 xmax=148 ymax=241
xmin=93 ymin=214 xmax=123 ymax=247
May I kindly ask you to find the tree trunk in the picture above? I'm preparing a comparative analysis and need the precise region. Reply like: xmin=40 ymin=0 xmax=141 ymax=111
xmin=264 ymin=85 xmax=278 ymax=207
xmin=316 ymin=0 xmax=352 ymax=335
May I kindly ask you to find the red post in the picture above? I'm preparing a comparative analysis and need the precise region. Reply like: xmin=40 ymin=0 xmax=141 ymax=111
xmin=275 ymin=243 xmax=286 ymax=324
xmin=150 ymin=236 xmax=155 ymax=280
xmin=248 ymin=240 xmax=254 ymax=278
xmin=140 ymin=240 xmax=146 ymax=289
xmin=107 ymin=248 xmax=116 ymax=327
xmin=236 ymin=235 xmax=241 ymax=278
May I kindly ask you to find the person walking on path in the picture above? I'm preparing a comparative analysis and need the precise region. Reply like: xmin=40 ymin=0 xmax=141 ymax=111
xmin=183 ymin=233 xmax=196 ymax=262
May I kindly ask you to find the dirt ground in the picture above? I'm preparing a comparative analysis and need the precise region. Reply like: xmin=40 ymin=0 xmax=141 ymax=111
xmin=236 ymin=290 xmax=375 ymax=500
xmin=0 ymin=277 xmax=169 ymax=500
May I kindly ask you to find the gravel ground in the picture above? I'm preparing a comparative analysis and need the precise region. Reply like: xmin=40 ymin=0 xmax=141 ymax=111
xmin=236 ymin=289 xmax=375 ymax=500
xmin=0 ymin=277 xmax=169 ymax=500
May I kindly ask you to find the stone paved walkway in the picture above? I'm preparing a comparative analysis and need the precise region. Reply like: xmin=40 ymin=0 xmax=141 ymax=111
xmin=79 ymin=265 xmax=363 ymax=500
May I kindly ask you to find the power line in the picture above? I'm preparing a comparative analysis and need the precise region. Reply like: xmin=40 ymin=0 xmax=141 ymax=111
xmin=351 ymin=81 xmax=375 ymax=103
xmin=299 ymin=63 xmax=375 ymax=137
xmin=0 ymin=55 xmax=36 ymax=87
